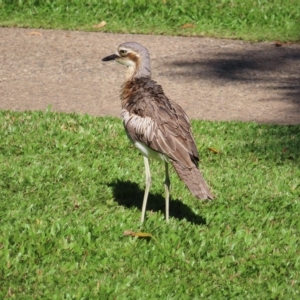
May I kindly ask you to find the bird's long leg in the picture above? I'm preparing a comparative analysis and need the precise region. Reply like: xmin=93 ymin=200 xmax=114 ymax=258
xmin=141 ymin=156 xmax=151 ymax=223
xmin=164 ymin=161 xmax=170 ymax=222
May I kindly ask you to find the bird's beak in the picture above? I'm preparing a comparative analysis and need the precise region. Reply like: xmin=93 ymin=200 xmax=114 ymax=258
xmin=102 ymin=53 xmax=119 ymax=61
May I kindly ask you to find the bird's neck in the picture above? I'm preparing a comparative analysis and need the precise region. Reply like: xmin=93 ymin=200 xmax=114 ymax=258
xmin=125 ymin=57 xmax=151 ymax=81
xmin=120 ymin=77 xmax=150 ymax=108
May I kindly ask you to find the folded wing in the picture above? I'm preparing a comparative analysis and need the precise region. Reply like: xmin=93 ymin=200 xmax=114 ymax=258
xmin=122 ymin=92 xmax=213 ymax=200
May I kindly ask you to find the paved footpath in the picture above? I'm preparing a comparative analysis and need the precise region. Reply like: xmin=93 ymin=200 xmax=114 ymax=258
xmin=1 ymin=28 xmax=300 ymax=124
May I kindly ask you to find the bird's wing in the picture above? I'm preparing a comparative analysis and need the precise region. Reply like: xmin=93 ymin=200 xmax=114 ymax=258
xmin=122 ymin=96 xmax=199 ymax=168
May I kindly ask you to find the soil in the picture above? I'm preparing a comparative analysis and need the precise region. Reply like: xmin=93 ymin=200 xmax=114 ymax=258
xmin=1 ymin=28 xmax=300 ymax=125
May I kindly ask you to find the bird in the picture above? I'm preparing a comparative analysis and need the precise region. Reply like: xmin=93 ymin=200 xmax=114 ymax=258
xmin=102 ymin=42 xmax=213 ymax=223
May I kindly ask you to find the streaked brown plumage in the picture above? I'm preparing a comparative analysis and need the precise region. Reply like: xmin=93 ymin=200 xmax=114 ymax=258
xmin=102 ymin=42 xmax=213 ymax=222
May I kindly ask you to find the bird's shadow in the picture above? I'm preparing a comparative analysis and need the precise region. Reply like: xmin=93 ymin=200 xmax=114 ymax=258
xmin=108 ymin=180 xmax=206 ymax=225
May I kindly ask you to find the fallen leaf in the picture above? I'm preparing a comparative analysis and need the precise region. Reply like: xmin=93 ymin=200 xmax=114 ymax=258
xmin=123 ymin=230 xmax=155 ymax=240
xmin=208 ymin=147 xmax=219 ymax=154
xmin=181 ymin=23 xmax=196 ymax=29
xmin=274 ymin=41 xmax=292 ymax=47
xmin=93 ymin=21 xmax=107 ymax=28
xmin=123 ymin=230 xmax=135 ymax=236
xmin=28 ymin=31 xmax=42 ymax=36
xmin=134 ymin=232 xmax=153 ymax=238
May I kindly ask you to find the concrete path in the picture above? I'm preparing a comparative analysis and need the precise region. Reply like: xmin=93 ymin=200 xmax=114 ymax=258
xmin=1 ymin=28 xmax=300 ymax=124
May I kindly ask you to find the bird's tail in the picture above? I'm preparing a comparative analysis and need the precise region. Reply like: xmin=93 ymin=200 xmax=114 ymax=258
xmin=171 ymin=161 xmax=214 ymax=200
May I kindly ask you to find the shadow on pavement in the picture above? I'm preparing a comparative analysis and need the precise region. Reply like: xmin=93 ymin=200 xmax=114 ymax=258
xmin=170 ymin=45 xmax=300 ymax=122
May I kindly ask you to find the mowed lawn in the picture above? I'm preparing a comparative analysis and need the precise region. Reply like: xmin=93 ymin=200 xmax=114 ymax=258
xmin=0 ymin=110 xmax=299 ymax=298
xmin=0 ymin=0 xmax=299 ymax=41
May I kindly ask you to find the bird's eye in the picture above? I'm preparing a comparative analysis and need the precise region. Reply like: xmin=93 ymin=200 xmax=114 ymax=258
xmin=119 ymin=49 xmax=127 ymax=56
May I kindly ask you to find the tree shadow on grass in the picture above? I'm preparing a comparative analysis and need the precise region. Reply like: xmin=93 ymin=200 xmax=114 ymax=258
xmin=108 ymin=180 xmax=206 ymax=225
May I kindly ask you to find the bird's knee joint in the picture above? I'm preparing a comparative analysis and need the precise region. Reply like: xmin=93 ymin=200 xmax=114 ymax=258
xmin=146 ymin=176 xmax=152 ymax=186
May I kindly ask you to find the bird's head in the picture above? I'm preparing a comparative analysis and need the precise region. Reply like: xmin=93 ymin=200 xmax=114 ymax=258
xmin=102 ymin=42 xmax=151 ymax=80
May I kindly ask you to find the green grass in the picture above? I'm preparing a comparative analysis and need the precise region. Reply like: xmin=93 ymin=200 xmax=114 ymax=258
xmin=0 ymin=0 xmax=299 ymax=41
xmin=0 ymin=109 xmax=300 ymax=298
